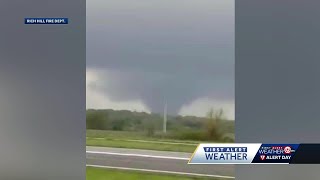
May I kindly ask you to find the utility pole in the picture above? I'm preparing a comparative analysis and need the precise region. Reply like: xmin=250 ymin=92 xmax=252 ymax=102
xmin=163 ymin=100 xmax=167 ymax=133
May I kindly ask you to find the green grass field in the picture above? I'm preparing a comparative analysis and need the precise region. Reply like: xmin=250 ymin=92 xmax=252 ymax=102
xmin=86 ymin=138 xmax=197 ymax=152
xmin=86 ymin=129 xmax=233 ymax=152
xmin=86 ymin=167 xmax=218 ymax=180
xmin=86 ymin=130 xmax=203 ymax=152
xmin=87 ymin=130 xmax=205 ymax=143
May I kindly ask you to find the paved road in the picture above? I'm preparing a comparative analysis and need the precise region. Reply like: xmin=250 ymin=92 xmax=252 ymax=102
xmin=86 ymin=146 xmax=234 ymax=179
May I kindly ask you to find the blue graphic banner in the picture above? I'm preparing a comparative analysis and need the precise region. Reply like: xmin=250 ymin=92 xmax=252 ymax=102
xmin=189 ymin=143 xmax=320 ymax=164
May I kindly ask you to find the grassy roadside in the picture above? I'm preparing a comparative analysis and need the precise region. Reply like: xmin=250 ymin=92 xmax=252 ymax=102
xmin=87 ymin=130 xmax=205 ymax=144
xmin=86 ymin=138 xmax=197 ymax=152
xmin=86 ymin=130 xmax=204 ymax=152
xmin=86 ymin=167 xmax=218 ymax=180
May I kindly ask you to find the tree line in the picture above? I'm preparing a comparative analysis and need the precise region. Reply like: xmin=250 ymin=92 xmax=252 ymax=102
xmin=86 ymin=109 xmax=234 ymax=142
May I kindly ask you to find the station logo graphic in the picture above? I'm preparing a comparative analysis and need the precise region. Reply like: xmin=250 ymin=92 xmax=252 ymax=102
xmin=284 ymin=146 xmax=292 ymax=154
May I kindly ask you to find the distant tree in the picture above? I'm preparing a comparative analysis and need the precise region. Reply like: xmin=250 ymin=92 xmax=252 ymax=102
xmin=111 ymin=119 xmax=126 ymax=131
xmin=86 ymin=110 xmax=108 ymax=130
xmin=205 ymin=108 xmax=225 ymax=140
xmin=144 ymin=119 xmax=155 ymax=136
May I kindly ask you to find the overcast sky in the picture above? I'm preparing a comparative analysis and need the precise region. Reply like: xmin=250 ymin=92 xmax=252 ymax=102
xmin=87 ymin=0 xmax=234 ymax=119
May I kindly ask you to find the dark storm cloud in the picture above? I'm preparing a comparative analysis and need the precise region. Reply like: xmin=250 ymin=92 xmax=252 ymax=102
xmin=87 ymin=0 xmax=234 ymax=114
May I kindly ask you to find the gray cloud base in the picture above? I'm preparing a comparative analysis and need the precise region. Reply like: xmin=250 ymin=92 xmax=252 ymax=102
xmin=87 ymin=0 xmax=234 ymax=114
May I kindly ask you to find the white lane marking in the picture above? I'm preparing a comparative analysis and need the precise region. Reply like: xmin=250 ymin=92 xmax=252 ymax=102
xmin=86 ymin=151 xmax=190 ymax=161
xmin=86 ymin=137 xmax=198 ymax=146
xmin=86 ymin=164 xmax=235 ymax=179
